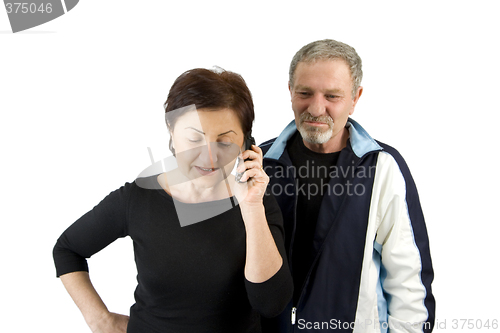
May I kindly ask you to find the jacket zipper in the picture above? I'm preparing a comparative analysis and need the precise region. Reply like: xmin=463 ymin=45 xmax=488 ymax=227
xmin=289 ymin=180 xmax=299 ymax=328
xmin=288 ymin=178 xmax=299 ymax=269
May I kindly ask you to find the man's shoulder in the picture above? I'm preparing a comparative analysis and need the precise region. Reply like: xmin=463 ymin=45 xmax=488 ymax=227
xmin=374 ymin=140 xmax=409 ymax=170
xmin=259 ymin=120 xmax=298 ymax=157
xmin=372 ymin=140 xmax=420 ymax=190
xmin=259 ymin=137 xmax=277 ymax=154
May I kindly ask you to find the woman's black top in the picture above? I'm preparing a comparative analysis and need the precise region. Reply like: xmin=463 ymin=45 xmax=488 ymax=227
xmin=53 ymin=176 xmax=292 ymax=333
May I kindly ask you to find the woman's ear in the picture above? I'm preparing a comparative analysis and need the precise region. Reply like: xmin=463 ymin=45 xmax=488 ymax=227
xmin=169 ymin=135 xmax=176 ymax=157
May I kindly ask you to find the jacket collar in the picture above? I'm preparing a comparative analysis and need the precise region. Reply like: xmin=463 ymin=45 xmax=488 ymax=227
xmin=263 ymin=118 xmax=382 ymax=161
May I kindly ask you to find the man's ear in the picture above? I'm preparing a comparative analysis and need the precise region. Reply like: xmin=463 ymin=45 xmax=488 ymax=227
xmin=349 ymin=86 xmax=363 ymax=114
xmin=288 ymin=82 xmax=292 ymax=97
xmin=353 ymin=86 xmax=363 ymax=105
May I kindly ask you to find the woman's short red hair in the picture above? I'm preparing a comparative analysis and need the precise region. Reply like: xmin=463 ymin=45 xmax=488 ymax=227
xmin=164 ymin=68 xmax=254 ymax=137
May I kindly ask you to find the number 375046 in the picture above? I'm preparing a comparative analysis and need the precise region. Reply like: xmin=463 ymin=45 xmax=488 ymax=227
xmin=5 ymin=3 xmax=53 ymax=14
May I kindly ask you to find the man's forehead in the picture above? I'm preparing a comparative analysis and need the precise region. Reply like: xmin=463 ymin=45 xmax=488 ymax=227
xmin=293 ymin=59 xmax=352 ymax=92
xmin=296 ymin=58 xmax=351 ymax=75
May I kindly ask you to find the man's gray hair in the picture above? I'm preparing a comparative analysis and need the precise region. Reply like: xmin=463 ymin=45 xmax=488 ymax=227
xmin=289 ymin=39 xmax=363 ymax=98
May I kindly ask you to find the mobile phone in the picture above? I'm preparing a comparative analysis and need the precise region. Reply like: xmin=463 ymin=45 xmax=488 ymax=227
xmin=235 ymin=135 xmax=256 ymax=183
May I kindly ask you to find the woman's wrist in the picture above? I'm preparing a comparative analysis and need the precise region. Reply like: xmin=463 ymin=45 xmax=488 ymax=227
xmin=239 ymin=201 xmax=265 ymax=219
xmin=86 ymin=309 xmax=111 ymax=332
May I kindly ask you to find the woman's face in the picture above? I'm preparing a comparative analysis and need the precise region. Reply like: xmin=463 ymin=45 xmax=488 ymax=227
xmin=171 ymin=108 xmax=245 ymax=190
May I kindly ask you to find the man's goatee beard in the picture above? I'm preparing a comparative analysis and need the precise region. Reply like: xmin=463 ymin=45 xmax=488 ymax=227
xmin=298 ymin=113 xmax=334 ymax=144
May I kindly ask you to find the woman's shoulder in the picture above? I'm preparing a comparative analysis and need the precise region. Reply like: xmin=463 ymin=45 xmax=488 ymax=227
xmin=134 ymin=173 xmax=164 ymax=191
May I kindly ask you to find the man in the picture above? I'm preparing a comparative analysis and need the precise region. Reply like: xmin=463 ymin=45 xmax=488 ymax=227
xmin=260 ymin=39 xmax=435 ymax=333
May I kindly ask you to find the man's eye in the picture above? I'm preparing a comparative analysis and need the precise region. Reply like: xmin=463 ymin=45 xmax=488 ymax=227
xmin=326 ymin=95 xmax=338 ymax=99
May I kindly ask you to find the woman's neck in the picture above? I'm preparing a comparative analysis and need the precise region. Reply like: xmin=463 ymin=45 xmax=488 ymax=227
xmin=157 ymin=173 xmax=234 ymax=203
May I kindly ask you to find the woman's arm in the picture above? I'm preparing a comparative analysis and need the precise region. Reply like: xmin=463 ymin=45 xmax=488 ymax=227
xmin=236 ymin=146 xmax=293 ymax=316
xmin=53 ymin=184 xmax=132 ymax=331
xmin=236 ymin=145 xmax=283 ymax=282
xmin=60 ymin=271 xmax=129 ymax=333
xmin=240 ymin=203 xmax=283 ymax=283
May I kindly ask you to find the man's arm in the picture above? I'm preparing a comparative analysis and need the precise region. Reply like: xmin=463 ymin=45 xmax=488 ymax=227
xmin=375 ymin=151 xmax=435 ymax=333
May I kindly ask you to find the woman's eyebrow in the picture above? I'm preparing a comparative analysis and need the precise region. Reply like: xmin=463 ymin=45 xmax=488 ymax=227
xmin=185 ymin=127 xmax=204 ymax=134
xmin=185 ymin=127 xmax=236 ymax=136
xmin=218 ymin=130 xmax=236 ymax=136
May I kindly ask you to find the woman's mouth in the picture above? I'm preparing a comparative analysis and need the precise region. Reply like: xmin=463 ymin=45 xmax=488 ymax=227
xmin=195 ymin=166 xmax=220 ymax=176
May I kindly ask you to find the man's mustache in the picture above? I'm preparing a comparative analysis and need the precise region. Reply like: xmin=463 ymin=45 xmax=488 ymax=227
xmin=299 ymin=113 xmax=334 ymax=126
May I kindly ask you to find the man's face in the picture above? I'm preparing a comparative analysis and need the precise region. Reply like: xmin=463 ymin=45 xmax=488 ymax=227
xmin=290 ymin=59 xmax=362 ymax=152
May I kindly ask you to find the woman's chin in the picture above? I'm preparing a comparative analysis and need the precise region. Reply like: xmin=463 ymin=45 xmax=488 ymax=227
xmin=190 ymin=173 xmax=225 ymax=189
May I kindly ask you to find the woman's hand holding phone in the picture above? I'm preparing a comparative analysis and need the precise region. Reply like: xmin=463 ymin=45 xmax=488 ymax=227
xmin=234 ymin=143 xmax=269 ymax=207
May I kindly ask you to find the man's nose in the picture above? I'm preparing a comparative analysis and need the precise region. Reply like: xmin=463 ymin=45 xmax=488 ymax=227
xmin=308 ymin=95 xmax=327 ymax=117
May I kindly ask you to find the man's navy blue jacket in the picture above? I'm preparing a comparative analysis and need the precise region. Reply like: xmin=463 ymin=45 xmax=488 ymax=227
xmin=260 ymin=119 xmax=435 ymax=333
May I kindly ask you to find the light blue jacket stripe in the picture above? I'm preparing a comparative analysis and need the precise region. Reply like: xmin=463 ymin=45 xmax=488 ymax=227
xmin=263 ymin=118 xmax=382 ymax=160
xmin=373 ymin=240 xmax=388 ymax=333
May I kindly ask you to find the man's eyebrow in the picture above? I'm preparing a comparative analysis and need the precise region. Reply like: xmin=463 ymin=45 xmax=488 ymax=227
xmin=324 ymin=88 xmax=343 ymax=94
xmin=294 ymin=85 xmax=312 ymax=91
xmin=294 ymin=85 xmax=344 ymax=95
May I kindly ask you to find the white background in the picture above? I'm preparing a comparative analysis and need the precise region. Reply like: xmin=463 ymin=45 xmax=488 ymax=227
xmin=1 ymin=1 xmax=499 ymax=332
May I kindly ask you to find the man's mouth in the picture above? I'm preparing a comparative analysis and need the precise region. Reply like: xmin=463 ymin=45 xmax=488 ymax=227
xmin=304 ymin=121 xmax=327 ymax=126
xmin=300 ymin=113 xmax=334 ymax=129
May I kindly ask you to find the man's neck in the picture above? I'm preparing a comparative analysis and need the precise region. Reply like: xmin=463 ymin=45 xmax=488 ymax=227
xmin=302 ymin=127 xmax=349 ymax=154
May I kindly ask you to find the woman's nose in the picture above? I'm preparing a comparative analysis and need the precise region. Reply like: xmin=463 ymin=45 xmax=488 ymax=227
xmin=198 ymin=143 xmax=218 ymax=167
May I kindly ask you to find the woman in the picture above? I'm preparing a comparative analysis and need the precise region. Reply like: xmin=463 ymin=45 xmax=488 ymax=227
xmin=53 ymin=68 xmax=293 ymax=333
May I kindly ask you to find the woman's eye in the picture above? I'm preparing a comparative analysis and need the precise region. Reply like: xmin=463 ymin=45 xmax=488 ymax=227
xmin=217 ymin=142 xmax=232 ymax=148
xmin=188 ymin=139 xmax=202 ymax=143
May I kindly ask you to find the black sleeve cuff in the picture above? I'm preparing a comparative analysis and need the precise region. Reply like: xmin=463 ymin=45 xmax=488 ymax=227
xmin=53 ymin=244 xmax=89 ymax=277
xmin=244 ymin=260 xmax=293 ymax=318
